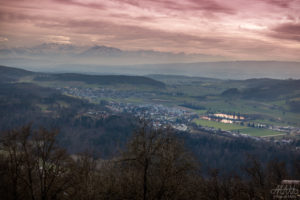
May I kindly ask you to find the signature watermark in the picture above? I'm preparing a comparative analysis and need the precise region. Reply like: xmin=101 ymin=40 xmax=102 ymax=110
xmin=270 ymin=180 xmax=300 ymax=200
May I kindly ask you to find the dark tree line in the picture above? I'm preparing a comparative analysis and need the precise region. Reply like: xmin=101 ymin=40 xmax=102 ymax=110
xmin=1 ymin=123 xmax=300 ymax=200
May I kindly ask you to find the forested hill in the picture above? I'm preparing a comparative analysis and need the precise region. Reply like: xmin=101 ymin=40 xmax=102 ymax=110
xmin=221 ymin=78 xmax=300 ymax=100
xmin=0 ymin=65 xmax=166 ymax=87
xmin=34 ymin=73 xmax=165 ymax=87
xmin=0 ymin=65 xmax=34 ymax=82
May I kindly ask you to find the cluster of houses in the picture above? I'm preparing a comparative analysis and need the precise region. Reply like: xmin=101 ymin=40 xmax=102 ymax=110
xmin=57 ymin=86 xmax=156 ymax=101
xmin=108 ymin=102 xmax=197 ymax=131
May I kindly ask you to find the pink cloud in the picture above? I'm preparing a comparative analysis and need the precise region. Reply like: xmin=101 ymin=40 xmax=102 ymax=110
xmin=273 ymin=23 xmax=300 ymax=34
xmin=263 ymin=0 xmax=295 ymax=8
xmin=0 ymin=0 xmax=300 ymax=61
xmin=270 ymin=22 xmax=300 ymax=41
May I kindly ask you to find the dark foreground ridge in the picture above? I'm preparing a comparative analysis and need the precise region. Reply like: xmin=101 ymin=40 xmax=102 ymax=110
xmin=0 ymin=124 xmax=299 ymax=200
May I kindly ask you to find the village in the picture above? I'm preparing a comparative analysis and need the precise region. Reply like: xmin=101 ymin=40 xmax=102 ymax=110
xmin=57 ymin=86 xmax=157 ymax=100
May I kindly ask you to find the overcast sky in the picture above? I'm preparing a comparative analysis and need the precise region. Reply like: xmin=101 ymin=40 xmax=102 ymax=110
xmin=0 ymin=0 xmax=300 ymax=61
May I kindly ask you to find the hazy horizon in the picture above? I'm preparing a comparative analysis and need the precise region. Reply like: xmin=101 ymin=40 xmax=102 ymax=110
xmin=2 ymin=60 xmax=300 ymax=80
xmin=1 ymin=0 xmax=300 ymax=79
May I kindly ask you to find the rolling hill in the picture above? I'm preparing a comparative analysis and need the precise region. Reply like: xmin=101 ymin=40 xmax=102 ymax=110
xmin=0 ymin=65 xmax=35 ymax=82
xmin=33 ymin=73 xmax=165 ymax=87
xmin=0 ymin=65 xmax=165 ymax=88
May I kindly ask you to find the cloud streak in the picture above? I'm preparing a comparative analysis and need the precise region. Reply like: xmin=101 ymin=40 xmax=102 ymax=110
xmin=270 ymin=22 xmax=300 ymax=41
xmin=53 ymin=0 xmax=107 ymax=10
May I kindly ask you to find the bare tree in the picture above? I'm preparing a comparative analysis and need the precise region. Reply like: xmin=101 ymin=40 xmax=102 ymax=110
xmin=68 ymin=152 xmax=100 ymax=200
xmin=0 ymin=125 xmax=73 ymax=200
xmin=266 ymin=159 xmax=287 ymax=187
xmin=243 ymin=155 xmax=271 ymax=200
xmin=118 ymin=122 xmax=199 ymax=200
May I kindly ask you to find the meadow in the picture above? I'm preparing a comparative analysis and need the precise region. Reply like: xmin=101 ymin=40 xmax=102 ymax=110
xmin=193 ymin=119 xmax=284 ymax=137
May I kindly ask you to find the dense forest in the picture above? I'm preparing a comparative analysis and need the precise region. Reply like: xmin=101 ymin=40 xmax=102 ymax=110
xmin=1 ymin=123 xmax=299 ymax=200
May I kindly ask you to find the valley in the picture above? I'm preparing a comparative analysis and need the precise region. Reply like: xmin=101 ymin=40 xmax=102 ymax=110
xmin=2 ymin=65 xmax=299 ymax=141
xmin=1 ymin=65 xmax=300 ymax=176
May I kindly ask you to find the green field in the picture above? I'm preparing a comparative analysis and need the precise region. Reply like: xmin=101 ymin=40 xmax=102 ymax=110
xmin=240 ymin=128 xmax=284 ymax=137
xmin=193 ymin=119 xmax=284 ymax=137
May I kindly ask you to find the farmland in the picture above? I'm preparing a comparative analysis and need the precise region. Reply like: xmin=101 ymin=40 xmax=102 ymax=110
xmin=193 ymin=119 xmax=284 ymax=137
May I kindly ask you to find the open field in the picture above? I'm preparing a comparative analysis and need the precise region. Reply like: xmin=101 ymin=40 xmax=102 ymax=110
xmin=241 ymin=128 xmax=284 ymax=137
xmin=193 ymin=119 xmax=284 ymax=137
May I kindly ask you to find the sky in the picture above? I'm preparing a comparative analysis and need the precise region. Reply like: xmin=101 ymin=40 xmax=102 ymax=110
xmin=0 ymin=0 xmax=300 ymax=61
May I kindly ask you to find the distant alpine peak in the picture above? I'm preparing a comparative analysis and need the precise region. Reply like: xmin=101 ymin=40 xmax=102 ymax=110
xmin=35 ymin=43 xmax=75 ymax=49
xmin=90 ymin=45 xmax=120 ymax=50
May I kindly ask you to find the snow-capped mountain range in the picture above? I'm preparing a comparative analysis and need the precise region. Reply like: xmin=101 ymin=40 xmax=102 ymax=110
xmin=0 ymin=43 xmax=220 ymax=64
xmin=1 ymin=43 xmax=300 ymax=79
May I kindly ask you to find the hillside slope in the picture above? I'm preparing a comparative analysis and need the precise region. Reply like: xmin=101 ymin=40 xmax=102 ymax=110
xmin=0 ymin=65 xmax=34 ymax=82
